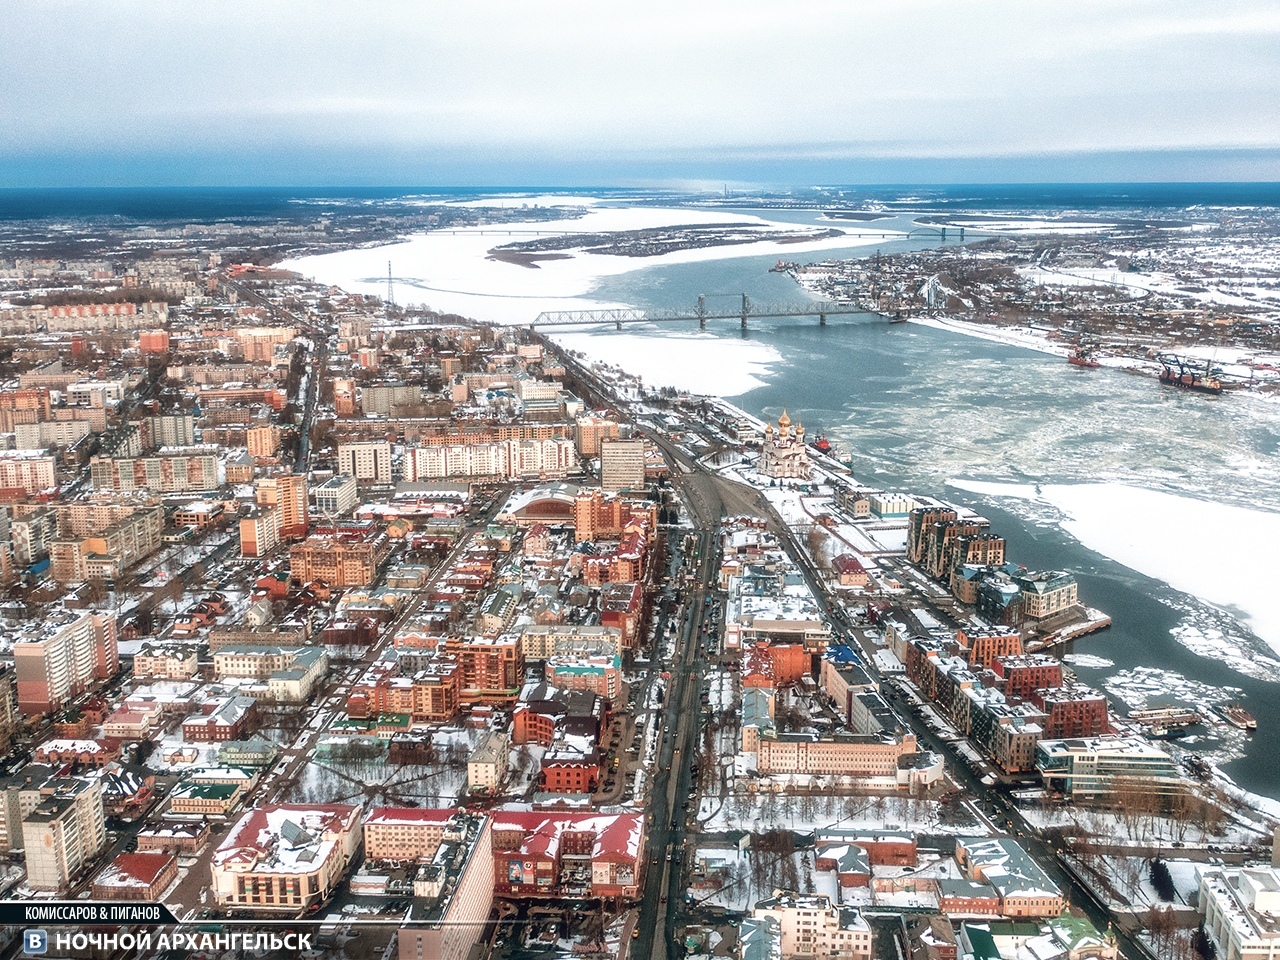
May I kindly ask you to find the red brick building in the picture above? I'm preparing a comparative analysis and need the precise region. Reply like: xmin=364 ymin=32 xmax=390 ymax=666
xmin=490 ymin=812 xmax=644 ymax=900
xmin=600 ymin=582 xmax=643 ymax=650
xmin=540 ymin=753 xmax=600 ymax=794
xmin=955 ymin=628 xmax=1023 ymax=670
xmin=991 ymin=655 xmax=1064 ymax=701
xmin=92 ymin=853 xmax=178 ymax=901
xmin=1031 ymin=685 xmax=1110 ymax=739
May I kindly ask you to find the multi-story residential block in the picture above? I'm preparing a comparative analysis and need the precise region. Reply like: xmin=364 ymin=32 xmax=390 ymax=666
xmin=362 ymin=383 xmax=421 ymax=415
xmin=519 ymin=625 xmax=623 ymax=660
xmin=448 ymin=636 xmax=524 ymax=701
xmin=337 ymin=440 xmax=393 ymax=482
xmin=333 ymin=378 xmax=358 ymax=417
xmin=239 ymin=506 xmax=281 ymax=558
xmin=1011 ymin=570 xmax=1079 ymax=619
xmin=991 ymin=654 xmax=1063 ymax=700
xmin=233 ymin=326 xmax=297 ymax=362
xmin=289 ymin=532 xmax=391 ymax=587
xmin=14 ymin=610 xmax=118 ymax=716
xmin=8 ymin=507 xmax=55 ymax=567
xmin=954 ymin=628 xmax=1023 ymax=670
xmin=571 ymin=489 xmax=658 ymax=540
xmin=574 ymin=415 xmax=618 ymax=456
xmin=49 ymin=505 xmax=164 ymax=582
xmin=0 ymin=453 xmax=57 ymax=493
xmin=247 ymin=424 xmax=281 ymax=458
xmin=14 ymin=419 xmax=91 ymax=450
xmin=404 ymin=437 xmax=576 ymax=482
xmin=364 ymin=808 xmax=457 ymax=862
xmin=544 ymin=653 xmax=622 ymax=700
xmin=134 ymin=644 xmax=200 ymax=680
xmin=210 ymin=804 xmax=361 ymax=911
xmin=1029 ymin=685 xmax=1109 ymax=739
xmin=21 ymin=777 xmax=107 ymax=892
xmin=256 ymin=474 xmax=309 ymax=538
xmin=90 ymin=449 xmax=219 ymax=493
xmin=142 ymin=413 xmax=196 ymax=448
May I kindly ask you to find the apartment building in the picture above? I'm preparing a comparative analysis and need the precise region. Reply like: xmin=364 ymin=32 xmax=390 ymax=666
xmin=256 ymin=474 xmax=309 ymax=538
xmin=14 ymin=610 xmax=119 ymax=716
xmin=289 ymin=532 xmax=391 ymax=587
xmin=90 ymin=449 xmax=219 ymax=493
xmin=404 ymin=437 xmax=576 ymax=482
xmin=0 ymin=453 xmax=56 ymax=493
xmin=337 ymin=440 xmax=393 ymax=482
xmin=22 ymin=778 xmax=107 ymax=892
xmin=49 ymin=505 xmax=164 ymax=582
xmin=238 ymin=506 xmax=281 ymax=559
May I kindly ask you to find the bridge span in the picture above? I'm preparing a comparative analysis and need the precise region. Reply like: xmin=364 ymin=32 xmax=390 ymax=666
xmin=532 ymin=293 xmax=882 ymax=330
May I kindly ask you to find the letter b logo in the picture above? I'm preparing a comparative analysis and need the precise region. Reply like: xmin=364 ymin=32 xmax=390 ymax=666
xmin=24 ymin=930 xmax=48 ymax=955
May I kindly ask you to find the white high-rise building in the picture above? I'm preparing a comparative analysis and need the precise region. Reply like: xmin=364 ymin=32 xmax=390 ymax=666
xmin=337 ymin=440 xmax=393 ymax=482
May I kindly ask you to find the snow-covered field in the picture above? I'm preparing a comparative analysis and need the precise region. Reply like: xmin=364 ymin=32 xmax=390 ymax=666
xmin=946 ymin=478 xmax=1280 ymax=658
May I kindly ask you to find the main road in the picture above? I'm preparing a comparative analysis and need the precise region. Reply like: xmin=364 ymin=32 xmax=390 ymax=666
xmin=631 ymin=457 xmax=724 ymax=960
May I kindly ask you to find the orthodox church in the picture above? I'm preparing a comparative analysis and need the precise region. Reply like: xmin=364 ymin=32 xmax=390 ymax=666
xmin=759 ymin=409 xmax=811 ymax=479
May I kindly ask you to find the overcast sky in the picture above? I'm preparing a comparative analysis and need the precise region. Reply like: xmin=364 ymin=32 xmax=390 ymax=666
xmin=3 ymin=0 xmax=1279 ymax=186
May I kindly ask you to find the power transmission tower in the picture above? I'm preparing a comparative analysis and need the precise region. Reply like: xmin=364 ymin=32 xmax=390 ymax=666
xmin=386 ymin=261 xmax=394 ymax=306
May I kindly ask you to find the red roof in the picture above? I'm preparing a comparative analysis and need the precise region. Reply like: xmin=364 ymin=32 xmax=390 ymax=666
xmin=833 ymin=554 xmax=866 ymax=575
xmin=103 ymin=852 xmax=174 ymax=886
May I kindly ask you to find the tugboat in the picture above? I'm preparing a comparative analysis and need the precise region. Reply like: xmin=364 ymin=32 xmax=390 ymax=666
xmin=1219 ymin=703 xmax=1257 ymax=731
xmin=1158 ymin=354 xmax=1223 ymax=395
xmin=1068 ymin=345 xmax=1102 ymax=368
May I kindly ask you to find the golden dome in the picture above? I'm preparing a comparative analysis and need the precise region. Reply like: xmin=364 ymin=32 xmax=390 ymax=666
xmin=778 ymin=409 xmax=791 ymax=428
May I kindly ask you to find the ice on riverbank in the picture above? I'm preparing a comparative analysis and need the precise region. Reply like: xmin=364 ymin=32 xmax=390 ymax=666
xmin=550 ymin=327 xmax=783 ymax=395
xmin=946 ymin=478 xmax=1280 ymax=662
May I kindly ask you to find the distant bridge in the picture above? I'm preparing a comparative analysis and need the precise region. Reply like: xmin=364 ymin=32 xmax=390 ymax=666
xmin=430 ymin=225 xmax=960 ymax=239
xmin=532 ymin=294 xmax=882 ymax=330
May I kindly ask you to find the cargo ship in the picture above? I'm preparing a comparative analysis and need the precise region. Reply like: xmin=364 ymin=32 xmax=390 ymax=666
xmin=1219 ymin=703 xmax=1257 ymax=730
xmin=1159 ymin=355 xmax=1223 ymax=395
xmin=1068 ymin=346 xmax=1101 ymax=368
